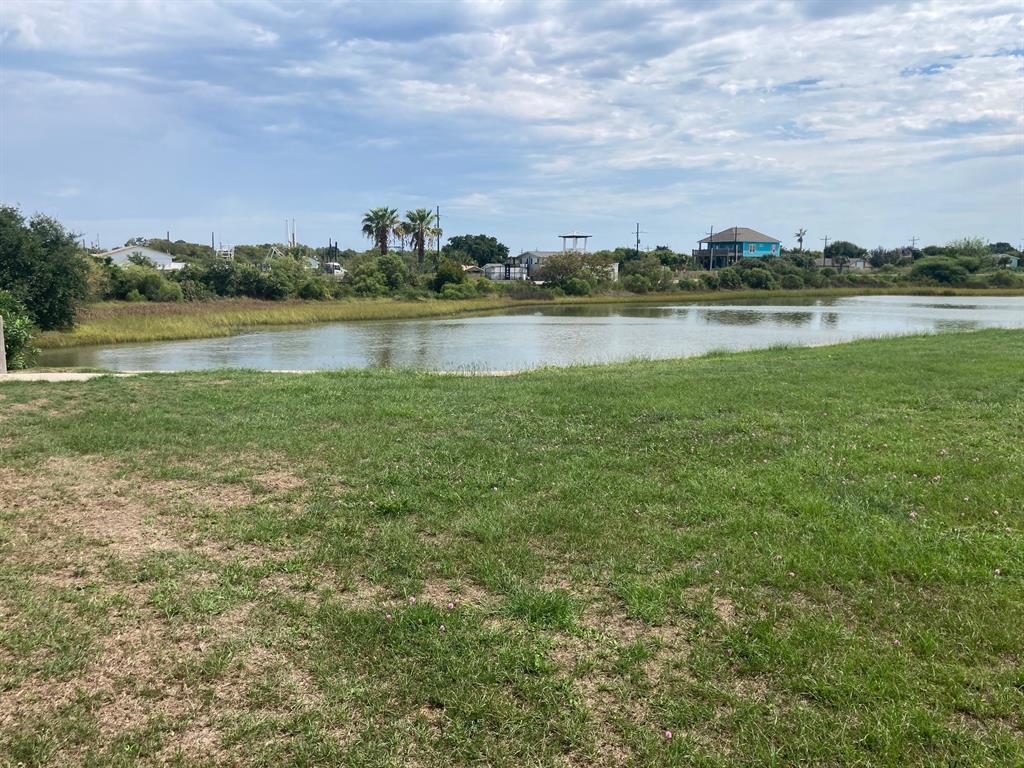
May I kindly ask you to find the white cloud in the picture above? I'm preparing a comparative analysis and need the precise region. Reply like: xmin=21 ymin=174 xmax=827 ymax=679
xmin=1 ymin=0 xmax=1020 ymax=248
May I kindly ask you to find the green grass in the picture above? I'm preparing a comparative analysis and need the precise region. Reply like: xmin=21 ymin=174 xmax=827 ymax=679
xmin=35 ymin=287 xmax=1024 ymax=349
xmin=1 ymin=330 xmax=1021 ymax=766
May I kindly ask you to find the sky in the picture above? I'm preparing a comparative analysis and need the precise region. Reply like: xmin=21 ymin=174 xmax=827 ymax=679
xmin=1 ymin=0 xmax=1021 ymax=254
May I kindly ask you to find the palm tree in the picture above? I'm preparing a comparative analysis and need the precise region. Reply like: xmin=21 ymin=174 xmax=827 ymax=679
xmin=794 ymin=228 xmax=807 ymax=252
xmin=404 ymin=208 xmax=437 ymax=270
xmin=393 ymin=222 xmax=408 ymax=253
xmin=361 ymin=207 xmax=399 ymax=255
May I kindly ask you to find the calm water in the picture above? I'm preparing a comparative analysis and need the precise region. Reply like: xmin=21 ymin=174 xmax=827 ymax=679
xmin=40 ymin=295 xmax=1024 ymax=372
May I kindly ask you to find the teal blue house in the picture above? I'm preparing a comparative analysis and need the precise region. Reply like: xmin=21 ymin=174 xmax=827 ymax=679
xmin=694 ymin=227 xmax=781 ymax=269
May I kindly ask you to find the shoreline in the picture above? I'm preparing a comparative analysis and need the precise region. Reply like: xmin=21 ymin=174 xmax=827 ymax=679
xmin=34 ymin=286 xmax=1024 ymax=351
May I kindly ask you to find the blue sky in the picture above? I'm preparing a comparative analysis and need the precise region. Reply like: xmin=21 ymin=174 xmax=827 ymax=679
xmin=1 ymin=0 xmax=1021 ymax=253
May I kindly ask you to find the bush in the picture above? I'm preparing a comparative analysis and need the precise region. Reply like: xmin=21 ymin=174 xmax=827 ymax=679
xmin=563 ymin=277 xmax=591 ymax=296
xmin=298 ymin=278 xmax=331 ymax=300
xmin=440 ymin=281 xmax=480 ymax=300
xmin=699 ymin=273 xmax=721 ymax=290
xmin=109 ymin=265 xmax=183 ymax=302
xmin=717 ymin=268 xmax=742 ymax=289
xmin=0 ymin=290 xmax=37 ymax=370
xmin=431 ymin=259 xmax=466 ymax=292
xmin=177 ymin=279 xmax=216 ymax=301
xmin=742 ymin=268 xmax=777 ymax=290
xmin=780 ymin=274 xmax=804 ymax=289
xmin=622 ymin=274 xmax=652 ymax=293
xmin=910 ymin=257 xmax=968 ymax=285
xmin=988 ymin=270 xmax=1022 ymax=288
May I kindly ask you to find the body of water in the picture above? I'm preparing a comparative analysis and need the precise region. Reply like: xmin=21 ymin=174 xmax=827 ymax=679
xmin=40 ymin=295 xmax=1024 ymax=372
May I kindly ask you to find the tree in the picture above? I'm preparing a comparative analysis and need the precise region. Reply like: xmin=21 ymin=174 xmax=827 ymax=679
xmin=794 ymin=228 xmax=807 ymax=251
xmin=442 ymin=234 xmax=509 ymax=267
xmin=404 ymin=208 xmax=437 ymax=271
xmin=431 ymin=259 xmax=465 ymax=292
xmin=536 ymin=252 xmax=586 ymax=287
xmin=0 ymin=206 xmax=89 ymax=330
xmin=823 ymin=240 xmax=866 ymax=273
xmin=0 ymin=290 xmax=37 ymax=369
xmin=361 ymin=207 xmax=400 ymax=255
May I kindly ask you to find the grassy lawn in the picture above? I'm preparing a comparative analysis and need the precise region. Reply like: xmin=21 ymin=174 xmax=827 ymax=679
xmin=1 ymin=330 xmax=1021 ymax=766
xmin=34 ymin=287 xmax=1024 ymax=350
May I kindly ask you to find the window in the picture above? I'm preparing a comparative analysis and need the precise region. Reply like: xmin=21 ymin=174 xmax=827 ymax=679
xmin=748 ymin=243 xmax=756 ymax=253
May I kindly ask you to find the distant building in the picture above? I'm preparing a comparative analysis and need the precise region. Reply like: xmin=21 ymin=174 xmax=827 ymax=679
xmin=520 ymin=251 xmax=561 ymax=278
xmin=482 ymin=262 xmax=528 ymax=281
xmin=98 ymin=245 xmax=185 ymax=271
xmin=693 ymin=227 xmax=781 ymax=269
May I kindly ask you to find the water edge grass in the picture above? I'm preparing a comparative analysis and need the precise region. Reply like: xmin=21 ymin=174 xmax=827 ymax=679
xmin=0 ymin=330 xmax=1021 ymax=766
xmin=35 ymin=286 xmax=1024 ymax=350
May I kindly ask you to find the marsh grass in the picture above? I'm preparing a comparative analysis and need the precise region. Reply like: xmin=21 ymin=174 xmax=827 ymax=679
xmin=0 ymin=330 xmax=1021 ymax=766
xmin=36 ymin=287 xmax=1024 ymax=350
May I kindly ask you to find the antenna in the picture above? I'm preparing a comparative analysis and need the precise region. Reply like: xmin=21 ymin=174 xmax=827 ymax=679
xmin=821 ymin=235 xmax=830 ymax=268
xmin=633 ymin=222 xmax=646 ymax=261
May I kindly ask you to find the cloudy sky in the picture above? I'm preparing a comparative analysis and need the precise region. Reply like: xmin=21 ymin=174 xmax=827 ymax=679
xmin=1 ymin=0 xmax=1021 ymax=253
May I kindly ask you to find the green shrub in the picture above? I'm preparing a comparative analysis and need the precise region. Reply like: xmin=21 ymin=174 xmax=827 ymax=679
xmin=988 ymin=270 xmax=1021 ymax=288
xmin=563 ymin=277 xmax=591 ymax=296
xmin=718 ymin=268 xmax=742 ymax=289
xmin=440 ymin=281 xmax=479 ymax=300
xmin=0 ymin=290 xmax=38 ymax=369
xmin=742 ymin=268 xmax=777 ymax=290
xmin=700 ymin=273 xmax=721 ymax=290
xmin=431 ymin=259 xmax=466 ymax=292
xmin=298 ymin=278 xmax=331 ymax=300
xmin=911 ymin=257 xmax=968 ymax=285
xmin=622 ymin=274 xmax=652 ymax=293
xmin=780 ymin=274 xmax=804 ymax=289
xmin=177 ymin=279 xmax=216 ymax=301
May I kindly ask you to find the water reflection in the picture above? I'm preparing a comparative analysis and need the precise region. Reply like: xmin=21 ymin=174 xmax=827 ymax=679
xmin=39 ymin=295 xmax=1024 ymax=372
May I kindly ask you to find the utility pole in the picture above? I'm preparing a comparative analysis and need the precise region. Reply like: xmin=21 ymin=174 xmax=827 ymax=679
xmin=635 ymin=222 xmax=642 ymax=261
xmin=705 ymin=226 xmax=715 ymax=270
xmin=821 ymin=235 xmax=829 ymax=268
xmin=436 ymin=205 xmax=441 ymax=263
xmin=211 ymin=232 xmax=215 ymax=250
xmin=909 ymin=235 xmax=919 ymax=251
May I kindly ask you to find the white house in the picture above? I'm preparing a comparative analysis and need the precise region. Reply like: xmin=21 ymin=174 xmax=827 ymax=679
xmin=99 ymin=246 xmax=185 ymax=271
xmin=482 ymin=263 xmax=528 ymax=281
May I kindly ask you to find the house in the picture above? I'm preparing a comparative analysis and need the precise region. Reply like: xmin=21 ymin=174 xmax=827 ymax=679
xmin=520 ymin=251 xmax=561 ymax=279
xmin=482 ymin=262 xmax=528 ymax=281
xmin=98 ymin=245 xmax=185 ymax=271
xmin=693 ymin=227 xmax=781 ymax=269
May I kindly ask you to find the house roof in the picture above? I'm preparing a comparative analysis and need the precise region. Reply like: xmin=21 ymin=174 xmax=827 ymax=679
xmin=699 ymin=227 xmax=780 ymax=244
xmin=100 ymin=245 xmax=174 ymax=258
